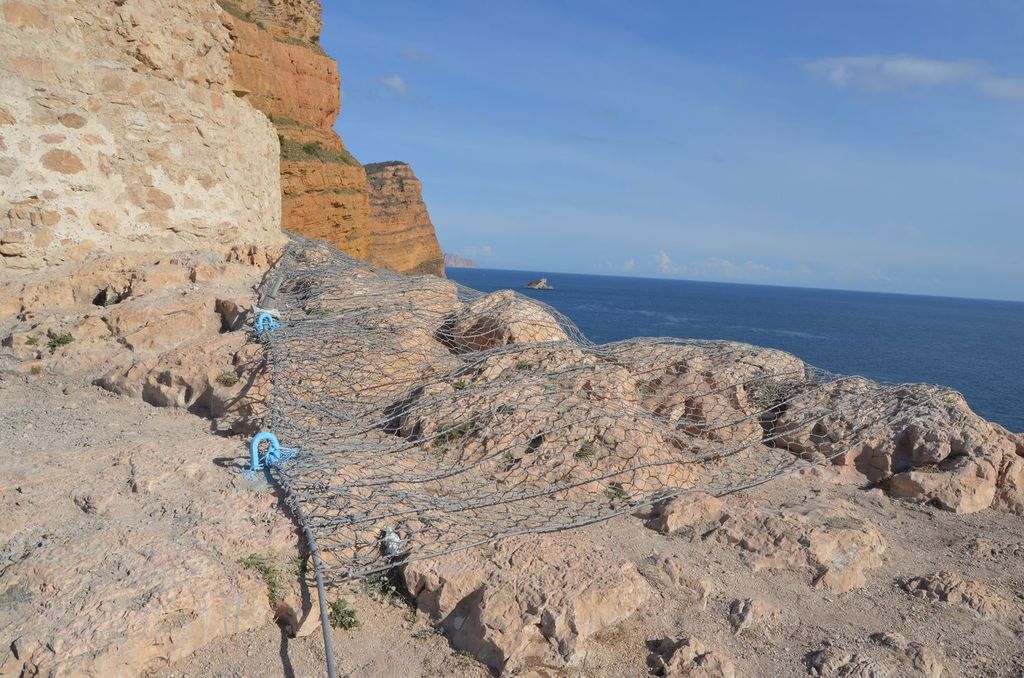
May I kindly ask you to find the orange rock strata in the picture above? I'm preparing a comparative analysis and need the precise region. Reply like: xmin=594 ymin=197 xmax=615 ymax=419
xmin=220 ymin=1 xmax=444 ymax=276
xmin=365 ymin=162 xmax=445 ymax=276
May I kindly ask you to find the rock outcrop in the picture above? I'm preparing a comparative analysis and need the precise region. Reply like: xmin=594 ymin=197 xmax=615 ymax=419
xmin=365 ymin=162 xmax=445 ymax=276
xmin=715 ymin=500 xmax=886 ymax=593
xmin=0 ymin=246 xmax=277 ymax=432
xmin=770 ymin=378 xmax=1024 ymax=513
xmin=403 ymin=533 xmax=651 ymax=672
xmin=220 ymin=2 xmax=445 ymax=276
xmin=0 ymin=0 xmax=284 ymax=272
xmin=902 ymin=571 xmax=1014 ymax=619
xmin=649 ymin=637 xmax=736 ymax=678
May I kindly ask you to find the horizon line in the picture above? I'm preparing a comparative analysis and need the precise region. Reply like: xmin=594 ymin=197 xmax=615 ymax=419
xmin=446 ymin=264 xmax=1024 ymax=305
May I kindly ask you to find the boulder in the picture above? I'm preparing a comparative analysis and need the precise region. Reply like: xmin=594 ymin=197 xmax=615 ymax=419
xmin=440 ymin=290 xmax=569 ymax=353
xmin=716 ymin=500 xmax=885 ymax=593
xmin=645 ymin=492 xmax=726 ymax=536
xmin=403 ymin=534 xmax=651 ymax=672
xmin=648 ymin=637 xmax=736 ymax=678
xmin=770 ymin=379 xmax=1022 ymax=513
xmin=902 ymin=571 xmax=1012 ymax=619
xmin=807 ymin=647 xmax=893 ymax=678
xmin=727 ymin=597 xmax=768 ymax=635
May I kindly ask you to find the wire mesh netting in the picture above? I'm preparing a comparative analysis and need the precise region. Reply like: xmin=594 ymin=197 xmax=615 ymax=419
xmin=257 ymin=237 xmax=949 ymax=584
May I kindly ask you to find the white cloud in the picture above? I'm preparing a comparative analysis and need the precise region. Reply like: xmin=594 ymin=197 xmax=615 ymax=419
xmin=622 ymin=257 xmax=636 ymax=272
xmin=652 ymin=249 xmax=676 ymax=275
xmin=379 ymin=74 xmax=411 ymax=97
xmin=805 ymin=54 xmax=1024 ymax=101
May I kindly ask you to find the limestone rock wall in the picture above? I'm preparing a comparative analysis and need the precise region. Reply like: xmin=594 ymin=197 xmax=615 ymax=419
xmin=220 ymin=1 xmax=445 ymax=276
xmin=365 ymin=162 xmax=445 ymax=276
xmin=0 ymin=0 xmax=285 ymax=274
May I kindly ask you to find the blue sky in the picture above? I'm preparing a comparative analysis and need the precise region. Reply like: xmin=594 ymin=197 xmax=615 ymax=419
xmin=321 ymin=1 xmax=1024 ymax=301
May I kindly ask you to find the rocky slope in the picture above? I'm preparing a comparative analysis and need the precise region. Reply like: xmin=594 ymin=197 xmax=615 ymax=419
xmin=220 ymin=1 xmax=445 ymax=276
xmin=2 ymin=1 xmax=1023 ymax=677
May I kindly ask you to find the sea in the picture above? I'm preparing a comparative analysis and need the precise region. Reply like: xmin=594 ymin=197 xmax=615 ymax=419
xmin=447 ymin=268 xmax=1024 ymax=433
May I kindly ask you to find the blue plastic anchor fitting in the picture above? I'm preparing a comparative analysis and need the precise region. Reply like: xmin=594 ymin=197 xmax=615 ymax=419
xmin=254 ymin=311 xmax=281 ymax=336
xmin=250 ymin=431 xmax=297 ymax=471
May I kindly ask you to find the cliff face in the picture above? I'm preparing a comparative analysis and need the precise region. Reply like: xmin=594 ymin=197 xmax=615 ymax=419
xmin=220 ymin=1 xmax=444 ymax=276
xmin=0 ymin=0 xmax=284 ymax=273
xmin=365 ymin=162 xmax=445 ymax=276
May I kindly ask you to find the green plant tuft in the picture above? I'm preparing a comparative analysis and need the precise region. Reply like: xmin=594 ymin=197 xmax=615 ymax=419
xmin=216 ymin=371 xmax=239 ymax=387
xmin=604 ymin=485 xmax=629 ymax=502
xmin=434 ymin=421 xmax=475 ymax=447
xmin=279 ymin=135 xmax=359 ymax=166
xmin=361 ymin=569 xmax=410 ymax=608
xmin=238 ymin=553 xmax=284 ymax=606
xmin=291 ymin=554 xmax=309 ymax=578
xmin=575 ymin=442 xmax=597 ymax=459
xmin=328 ymin=599 xmax=360 ymax=629
xmin=24 ymin=335 xmax=38 ymax=346
xmin=453 ymin=379 xmax=467 ymax=390
xmin=47 ymin=333 xmax=74 ymax=354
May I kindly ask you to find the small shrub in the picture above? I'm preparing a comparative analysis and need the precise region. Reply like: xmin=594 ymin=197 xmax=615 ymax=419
xmin=24 ymin=335 xmax=38 ymax=346
xmin=279 ymin=136 xmax=358 ymax=165
xmin=217 ymin=1 xmax=253 ymax=22
xmin=47 ymin=333 xmax=74 ymax=354
xmin=291 ymin=554 xmax=309 ymax=578
xmin=574 ymin=442 xmax=596 ymax=459
xmin=434 ymin=421 xmax=475 ymax=447
xmin=216 ymin=371 xmax=239 ymax=387
xmin=29 ymin=365 xmax=42 ymax=376
xmin=453 ymin=379 xmax=467 ymax=390
xmin=514 ymin=361 xmax=535 ymax=371
xmin=604 ymin=485 xmax=629 ymax=502
xmin=328 ymin=599 xmax=360 ymax=629
xmin=238 ymin=554 xmax=284 ymax=605
xmin=361 ymin=570 xmax=408 ymax=607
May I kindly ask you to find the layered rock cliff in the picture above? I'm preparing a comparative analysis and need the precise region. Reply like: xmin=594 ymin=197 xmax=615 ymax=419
xmin=219 ymin=1 xmax=444 ymax=276
xmin=364 ymin=162 xmax=444 ymax=275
